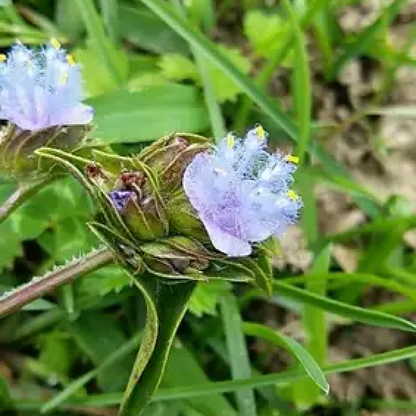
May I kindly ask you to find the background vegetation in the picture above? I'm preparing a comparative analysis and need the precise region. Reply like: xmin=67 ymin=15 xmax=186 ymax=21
xmin=1 ymin=0 xmax=416 ymax=415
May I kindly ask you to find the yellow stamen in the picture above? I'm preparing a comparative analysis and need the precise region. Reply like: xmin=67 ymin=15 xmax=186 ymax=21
xmin=287 ymin=190 xmax=299 ymax=201
xmin=285 ymin=155 xmax=299 ymax=164
xmin=60 ymin=72 xmax=69 ymax=85
xmin=255 ymin=124 xmax=265 ymax=140
xmin=51 ymin=38 xmax=61 ymax=49
xmin=214 ymin=167 xmax=226 ymax=175
xmin=66 ymin=54 xmax=75 ymax=66
xmin=0 ymin=54 xmax=7 ymax=62
xmin=226 ymin=133 xmax=235 ymax=148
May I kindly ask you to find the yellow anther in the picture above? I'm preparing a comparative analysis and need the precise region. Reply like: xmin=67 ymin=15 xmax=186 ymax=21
xmin=255 ymin=124 xmax=265 ymax=140
xmin=226 ymin=133 xmax=235 ymax=149
xmin=214 ymin=167 xmax=226 ymax=175
xmin=287 ymin=190 xmax=299 ymax=201
xmin=66 ymin=54 xmax=75 ymax=66
xmin=285 ymin=155 xmax=299 ymax=164
xmin=0 ymin=54 xmax=7 ymax=62
xmin=60 ymin=72 xmax=69 ymax=85
xmin=51 ymin=38 xmax=61 ymax=49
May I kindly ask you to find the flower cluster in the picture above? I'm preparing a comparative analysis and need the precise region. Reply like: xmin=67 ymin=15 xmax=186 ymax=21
xmin=0 ymin=39 xmax=93 ymax=131
xmin=183 ymin=126 xmax=302 ymax=257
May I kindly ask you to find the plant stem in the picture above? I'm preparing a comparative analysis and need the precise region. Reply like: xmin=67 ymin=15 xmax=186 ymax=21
xmin=0 ymin=247 xmax=114 ymax=318
xmin=0 ymin=175 xmax=60 ymax=224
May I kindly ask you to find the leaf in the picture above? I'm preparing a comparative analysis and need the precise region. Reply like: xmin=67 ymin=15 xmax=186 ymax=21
xmin=160 ymin=45 xmax=251 ymax=103
xmin=220 ymin=293 xmax=257 ymax=416
xmin=70 ymin=311 xmax=134 ymax=392
xmin=159 ymin=54 xmax=199 ymax=82
xmin=137 ymin=0 xmax=296 ymax=138
xmin=273 ymin=280 xmax=416 ymax=332
xmin=119 ymin=276 xmax=195 ymax=416
xmin=80 ymin=265 xmax=131 ymax=297
xmin=330 ymin=0 xmax=408 ymax=78
xmin=283 ymin=0 xmax=311 ymax=161
xmin=188 ymin=281 xmax=230 ymax=317
xmin=162 ymin=345 xmax=237 ymax=416
xmin=41 ymin=334 xmax=141 ymax=413
xmin=73 ymin=0 xmax=126 ymax=85
xmin=153 ymin=345 xmax=416 ymax=400
xmin=293 ymin=244 xmax=331 ymax=406
xmin=119 ymin=5 xmax=188 ymax=55
xmin=243 ymin=323 xmax=329 ymax=394
xmin=75 ymin=43 xmax=129 ymax=97
xmin=87 ymin=84 xmax=210 ymax=144
xmin=244 ymin=10 xmax=288 ymax=57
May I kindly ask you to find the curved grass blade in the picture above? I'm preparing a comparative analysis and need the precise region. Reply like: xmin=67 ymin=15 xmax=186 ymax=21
xmin=221 ymin=293 xmax=257 ymax=416
xmin=41 ymin=333 xmax=141 ymax=413
xmin=137 ymin=0 xmax=297 ymax=140
xmin=273 ymin=280 xmax=416 ymax=332
xmin=281 ymin=0 xmax=311 ymax=162
xmin=243 ymin=322 xmax=329 ymax=394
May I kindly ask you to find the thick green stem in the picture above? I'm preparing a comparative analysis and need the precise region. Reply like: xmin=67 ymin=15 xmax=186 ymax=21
xmin=0 ymin=247 xmax=114 ymax=318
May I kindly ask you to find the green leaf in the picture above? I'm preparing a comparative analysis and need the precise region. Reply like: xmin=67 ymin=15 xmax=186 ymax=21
xmin=88 ymin=85 xmax=210 ymax=144
xmin=243 ymin=322 xmax=329 ymax=394
xmin=75 ymin=43 xmax=129 ymax=96
xmin=73 ymin=0 xmax=126 ymax=85
xmin=70 ymin=311 xmax=134 ymax=392
xmin=119 ymin=5 xmax=188 ymax=55
xmin=220 ymin=293 xmax=257 ymax=416
xmin=162 ymin=345 xmax=237 ymax=416
xmin=152 ymin=345 xmax=416 ymax=400
xmin=159 ymin=54 xmax=199 ymax=82
xmin=160 ymin=45 xmax=251 ymax=103
xmin=41 ymin=333 xmax=141 ymax=413
xmin=330 ymin=0 xmax=408 ymax=78
xmin=244 ymin=10 xmax=288 ymax=58
xmin=282 ymin=0 xmax=311 ymax=161
xmin=188 ymin=281 xmax=230 ymax=317
xmin=80 ymin=265 xmax=131 ymax=297
xmin=137 ymin=0 xmax=297 ymax=139
xmin=120 ymin=277 xmax=195 ymax=416
xmin=42 ymin=346 xmax=416 ymax=406
xmin=273 ymin=280 xmax=416 ymax=332
xmin=293 ymin=244 xmax=331 ymax=406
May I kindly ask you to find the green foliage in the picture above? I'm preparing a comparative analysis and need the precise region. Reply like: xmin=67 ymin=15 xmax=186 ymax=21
xmin=1 ymin=1 xmax=416 ymax=416
xmin=159 ymin=45 xmax=251 ymax=103
xmin=244 ymin=10 xmax=288 ymax=57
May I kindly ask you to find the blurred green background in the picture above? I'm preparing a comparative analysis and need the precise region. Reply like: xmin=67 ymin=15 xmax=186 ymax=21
xmin=1 ymin=0 xmax=416 ymax=415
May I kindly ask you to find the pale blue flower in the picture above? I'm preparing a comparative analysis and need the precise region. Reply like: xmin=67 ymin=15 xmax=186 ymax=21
xmin=0 ymin=40 xmax=93 ymax=131
xmin=183 ymin=126 xmax=302 ymax=257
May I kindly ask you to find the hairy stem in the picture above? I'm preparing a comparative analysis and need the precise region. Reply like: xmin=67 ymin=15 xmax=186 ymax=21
xmin=0 ymin=247 xmax=114 ymax=318
xmin=0 ymin=175 xmax=61 ymax=224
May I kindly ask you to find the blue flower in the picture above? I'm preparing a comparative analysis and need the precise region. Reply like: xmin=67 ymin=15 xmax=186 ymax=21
xmin=0 ymin=39 xmax=93 ymax=131
xmin=183 ymin=126 xmax=302 ymax=257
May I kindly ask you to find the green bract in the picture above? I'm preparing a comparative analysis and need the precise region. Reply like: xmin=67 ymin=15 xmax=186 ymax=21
xmin=0 ymin=123 xmax=91 ymax=179
xmin=36 ymin=133 xmax=276 ymax=287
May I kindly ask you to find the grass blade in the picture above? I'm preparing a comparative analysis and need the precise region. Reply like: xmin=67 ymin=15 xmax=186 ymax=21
xmin=282 ymin=0 xmax=311 ymax=162
xmin=243 ymin=322 xmax=329 ymax=394
xmin=74 ymin=0 xmax=125 ymax=85
xmin=220 ymin=293 xmax=257 ymax=416
xmin=138 ymin=0 xmax=297 ymax=140
xmin=273 ymin=280 xmax=416 ymax=332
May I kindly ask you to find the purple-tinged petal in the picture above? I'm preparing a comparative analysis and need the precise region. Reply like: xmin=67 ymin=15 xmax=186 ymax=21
xmin=200 ymin=213 xmax=252 ymax=257
xmin=0 ymin=40 xmax=92 ymax=131
xmin=50 ymin=103 xmax=94 ymax=126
